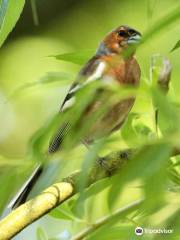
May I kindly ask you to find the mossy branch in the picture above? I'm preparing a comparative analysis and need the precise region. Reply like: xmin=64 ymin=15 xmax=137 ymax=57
xmin=0 ymin=146 xmax=179 ymax=240
xmin=0 ymin=183 xmax=73 ymax=240
xmin=0 ymin=149 xmax=135 ymax=240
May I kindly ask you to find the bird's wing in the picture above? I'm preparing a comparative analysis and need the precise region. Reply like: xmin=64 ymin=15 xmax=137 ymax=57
xmin=61 ymin=56 xmax=106 ymax=111
xmin=49 ymin=56 xmax=106 ymax=153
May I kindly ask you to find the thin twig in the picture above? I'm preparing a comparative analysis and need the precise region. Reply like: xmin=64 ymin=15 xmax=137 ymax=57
xmin=30 ymin=0 xmax=39 ymax=26
xmin=71 ymin=199 xmax=144 ymax=240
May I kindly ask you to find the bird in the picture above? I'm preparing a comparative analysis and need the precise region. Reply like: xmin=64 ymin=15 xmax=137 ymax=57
xmin=49 ymin=25 xmax=141 ymax=152
xmin=8 ymin=25 xmax=141 ymax=210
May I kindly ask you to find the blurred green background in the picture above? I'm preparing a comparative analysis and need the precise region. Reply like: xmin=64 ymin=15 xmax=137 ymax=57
xmin=0 ymin=0 xmax=180 ymax=239
xmin=0 ymin=0 xmax=180 ymax=156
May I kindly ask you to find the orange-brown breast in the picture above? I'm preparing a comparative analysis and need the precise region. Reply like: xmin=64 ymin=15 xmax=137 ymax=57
xmin=102 ymin=55 xmax=140 ymax=86
xmin=82 ymin=55 xmax=141 ymax=142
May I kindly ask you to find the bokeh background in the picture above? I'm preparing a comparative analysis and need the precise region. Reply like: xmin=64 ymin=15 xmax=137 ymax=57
xmin=1 ymin=0 xmax=180 ymax=156
xmin=0 ymin=0 xmax=180 ymax=239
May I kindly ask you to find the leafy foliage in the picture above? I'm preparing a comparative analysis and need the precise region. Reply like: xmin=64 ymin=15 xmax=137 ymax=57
xmin=170 ymin=40 xmax=180 ymax=52
xmin=36 ymin=227 xmax=48 ymax=240
xmin=0 ymin=0 xmax=25 ymax=47
xmin=0 ymin=1 xmax=180 ymax=240
xmin=53 ymin=50 xmax=95 ymax=65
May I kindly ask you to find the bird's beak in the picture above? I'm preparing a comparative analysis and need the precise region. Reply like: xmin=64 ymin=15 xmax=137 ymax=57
xmin=127 ymin=33 xmax=142 ymax=44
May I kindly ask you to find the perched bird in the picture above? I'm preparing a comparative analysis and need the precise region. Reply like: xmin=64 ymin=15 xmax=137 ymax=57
xmin=49 ymin=25 xmax=141 ymax=152
xmin=8 ymin=25 xmax=141 ymax=209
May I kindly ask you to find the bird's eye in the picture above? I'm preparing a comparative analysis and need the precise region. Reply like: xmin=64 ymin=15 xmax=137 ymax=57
xmin=118 ymin=30 xmax=128 ymax=37
xmin=128 ymin=29 xmax=136 ymax=35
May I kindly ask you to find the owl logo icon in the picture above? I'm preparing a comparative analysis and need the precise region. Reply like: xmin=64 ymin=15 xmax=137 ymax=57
xmin=135 ymin=227 xmax=144 ymax=236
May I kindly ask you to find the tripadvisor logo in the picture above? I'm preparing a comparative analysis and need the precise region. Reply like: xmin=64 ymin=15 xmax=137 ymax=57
xmin=135 ymin=227 xmax=143 ymax=236
xmin=135 ymin=226 xmax=173 ymax=236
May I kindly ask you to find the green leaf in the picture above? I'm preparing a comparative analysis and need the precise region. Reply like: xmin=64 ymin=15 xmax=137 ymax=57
xmin=167 ymin=209 xmax=180 ymax=240
xmin=0 ymin=172 xmax=17 ymax=214
xmin=53 ymin=49 xmax=95 ymax=65
xmin=88 ymin=226 xmax=142 ymax=240
xmin=73 ymin=140 xmax=106 ymax=218
xmin=143 ymin=6 xmax=180 ymax=43
xmin=121 ymin=113 xmax=139 ymax=146
xmin=134 ymin=123 xmax=152 ymax=138
xmin=73 ymin=199 xmax=143 ymax=240
xmin=36 ymin=227 xmax=48 ymax=240
xmin=151 ymin=88 xmax=179 ymax=134
xmin=121 ymin=112 xmax=154 ymax=146
xmin=9 ymin=72 xmax=73 ymax=100
xmin=108 ymin=143 xmax=172 ymax=208
xmin=0 ymin=0 xmax=25 ymax=47
xmin=168 ymin=168 xmax=180 ymax=185
xmin=147 ymin=0 xmax=157 ymax=21
xmin=170 ymin=40 xmax=180 ymax=52
xmin=49 ymin=202 xmax=76 ymax=221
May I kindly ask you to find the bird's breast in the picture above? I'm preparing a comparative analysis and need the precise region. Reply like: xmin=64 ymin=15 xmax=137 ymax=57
xmin=103 ymin=56 xmax=140 ymax=86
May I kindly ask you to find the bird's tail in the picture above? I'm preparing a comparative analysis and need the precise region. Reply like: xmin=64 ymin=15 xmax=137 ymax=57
xmin=3 ymin=123 xmax=71 ymax=213
xmin=48 ymin=122 xmax=71 ymax=153
xmin=7 ymin=164 xmax=43 ymax=211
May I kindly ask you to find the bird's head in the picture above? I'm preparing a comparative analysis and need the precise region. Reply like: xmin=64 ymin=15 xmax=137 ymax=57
xmin=97 ymin=25 xmax=142 ymax=56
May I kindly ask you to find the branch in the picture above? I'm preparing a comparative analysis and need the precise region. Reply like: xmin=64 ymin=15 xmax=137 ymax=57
xmin=0 ymin=146 xmax=179 ymax=239
xmin=0 ymin=183 xmax=73 ymax=240
xmin=0 ymin=149 xmax=135 ymax=240
xmin=71 ymin=198 xmax=144 ymax=240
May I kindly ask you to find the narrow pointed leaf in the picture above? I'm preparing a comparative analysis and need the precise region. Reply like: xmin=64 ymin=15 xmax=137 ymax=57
xmin=0 ymin=0 xmax=25 ymax=47
xmin=53 ymin=50 xmax=95 ymax=65
xmin=170 ymin=40 xmax=180 ymax=52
